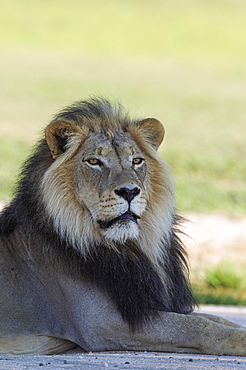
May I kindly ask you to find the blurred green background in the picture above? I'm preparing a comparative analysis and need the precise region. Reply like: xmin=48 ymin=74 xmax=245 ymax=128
xmin=0 ymin=0 xmax=246 ymax=215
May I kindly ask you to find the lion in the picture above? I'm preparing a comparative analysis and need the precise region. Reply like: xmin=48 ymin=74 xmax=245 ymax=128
xmin=0 ymin=98 xmax=245 ymax=356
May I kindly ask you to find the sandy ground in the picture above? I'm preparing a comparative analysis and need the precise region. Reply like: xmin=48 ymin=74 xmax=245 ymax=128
xmin=180 ymin=213 xmax=246 ymax=273
xmin=0 ymin=204 xmax=245 ymax=368
xmin=0 ymin=350 xmax=245 ymax=370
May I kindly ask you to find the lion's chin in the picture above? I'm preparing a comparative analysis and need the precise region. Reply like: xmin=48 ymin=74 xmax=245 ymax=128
xmin=102 ymin=221 xmax=139 ymax=243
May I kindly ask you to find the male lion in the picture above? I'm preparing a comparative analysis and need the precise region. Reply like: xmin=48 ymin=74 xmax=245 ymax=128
xmin=0 ymin=98 xmax=245 ymax=356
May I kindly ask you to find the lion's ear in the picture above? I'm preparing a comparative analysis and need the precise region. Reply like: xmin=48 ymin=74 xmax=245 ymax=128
xmin=138 ymin=118 xmax=165 ymax=149
xmin=45 ymin=120 xmax=80 ymax=159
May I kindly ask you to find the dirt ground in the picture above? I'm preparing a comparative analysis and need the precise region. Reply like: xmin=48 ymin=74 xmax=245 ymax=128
xmin=180 ymin=213 xmax=246 ymax=274
xmin=0 ymin=349 xmax=245 ymax=370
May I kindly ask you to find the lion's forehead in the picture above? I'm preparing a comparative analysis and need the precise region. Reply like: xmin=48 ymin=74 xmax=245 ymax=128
xmin=82 ymin=131 xmax=142 ymax=161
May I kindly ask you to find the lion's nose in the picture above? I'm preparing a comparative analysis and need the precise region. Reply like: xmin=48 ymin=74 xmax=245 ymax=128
xmin=114 ymin=186 xmax=140 ymax=203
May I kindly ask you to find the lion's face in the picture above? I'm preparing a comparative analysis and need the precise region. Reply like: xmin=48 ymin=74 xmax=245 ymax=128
xmin=42 ymin=106 xmax=175 ymax=260
xmin=74 ymin=131 xmax=148 ymax=242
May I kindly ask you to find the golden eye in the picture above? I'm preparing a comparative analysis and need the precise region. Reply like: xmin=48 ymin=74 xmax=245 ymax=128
xmin=133 ymin=158 xmax=144 ymax=165
xmin=86 ymin=158 xmax=102 ymax=166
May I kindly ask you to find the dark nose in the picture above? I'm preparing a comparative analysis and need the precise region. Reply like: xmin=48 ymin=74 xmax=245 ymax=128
xmin=115 ymin=187 xmax=140 ymax=203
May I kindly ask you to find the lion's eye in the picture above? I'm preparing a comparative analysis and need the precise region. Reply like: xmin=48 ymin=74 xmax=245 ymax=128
xmin=132 ymin=158 xmax=144 ymax=166
xmin=86 ymin=158 xmax=103 ymax=166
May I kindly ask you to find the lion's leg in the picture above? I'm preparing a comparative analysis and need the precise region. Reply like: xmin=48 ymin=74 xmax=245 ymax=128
xmin=58 ymin=281 xmax=246 ymax=357
xmin=0 ymin=336 xmax=76 ymax=355
xmin=191 ymin=311 xmax=243 ymax=328
xmin=82 ymin=309 xmax=246 ymax=356
xmin=137 ymin=312 xmax=246 ymax=356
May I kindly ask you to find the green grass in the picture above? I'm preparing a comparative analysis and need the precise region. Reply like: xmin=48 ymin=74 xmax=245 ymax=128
xmin=194 ymin=288 xmax=246 ymax=306
xmin=192 ymin=264 xmax=246 ymax=305
xmin=0 ymin=0 xmax=246 ymax=215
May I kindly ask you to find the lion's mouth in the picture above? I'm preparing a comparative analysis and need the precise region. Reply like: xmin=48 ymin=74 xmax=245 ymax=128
xmin=98 ymin=211 xmax=140 ymax=229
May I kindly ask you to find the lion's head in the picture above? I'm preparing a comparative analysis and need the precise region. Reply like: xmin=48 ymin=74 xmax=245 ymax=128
xmin=41 ymin=98 xmax=175 ymax=263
